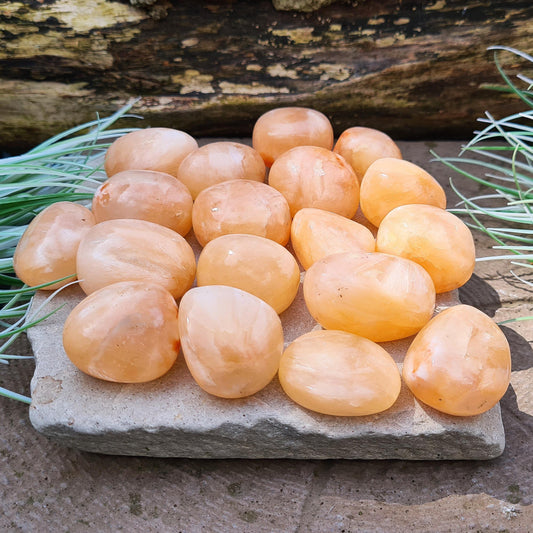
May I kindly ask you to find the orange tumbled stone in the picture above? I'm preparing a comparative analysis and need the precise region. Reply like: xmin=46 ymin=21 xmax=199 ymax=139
xmin=333 ymin=126 xmax=402 ymax=182
xmin=63 ymin=281 xmax=180 ymax=383
xmin=13 ymin=201 xmax=95 ymax=289
xmin=197 ymin=234 xmax=300 ymax=314
xmin=76 ymin=219 xmax=196 ymax=298
xmin=178 ymin=286 xmax=284 ymax=398
xmin=291 ymin=207 xmax=375 ymax=270
xmin=360 ymin=158 xmax=446 ymax=227
xmin=303 ymin=252 xmax=436 ymax=342
xmin=92 ymin=170 xmax=193 ymax=236
xmin=268 ymin=146 xmax=360 ymax=218
xmin=279 ymin=330 xmax=401 ymax=416
xmin=252 ymin=107 xmax=334 ymax=166
xmin=177 ymin=141 xmax=266 ymax=199
xmin=402 ymin=305 xmax=511 ymax=416
xmin=104 ymin=127 xmax=198 ymax=177
xmin=192 ymin=179 xmax=291 ymax=247
xmin=376 ymin=204 xmax=476 ymax=293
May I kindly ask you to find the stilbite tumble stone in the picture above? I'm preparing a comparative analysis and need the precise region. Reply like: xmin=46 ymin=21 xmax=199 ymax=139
xmin=403 ymin=305 xmax=511 ymax=416
xmin=304 ymin=251 xmax=436 ymax=342
xmin=178 ymin=285 xmax=284 ymax=399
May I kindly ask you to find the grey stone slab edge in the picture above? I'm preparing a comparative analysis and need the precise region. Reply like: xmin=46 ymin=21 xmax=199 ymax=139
xmin=27 ymin=279 xmax=505 ymax=460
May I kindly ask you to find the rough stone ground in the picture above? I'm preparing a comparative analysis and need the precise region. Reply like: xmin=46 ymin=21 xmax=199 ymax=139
xmin=0 ymin=142 xmax=532 ymax=532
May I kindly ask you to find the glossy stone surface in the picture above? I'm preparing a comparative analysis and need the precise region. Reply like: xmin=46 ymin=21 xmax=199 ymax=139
xmin=333 ymin=126 xmax=402 ymax=182
xmin=177 ymin=141 xmax=266 ymax=199
xmin=360 ymin=158 xmax=447 ymax=227
xmin=178 ymin=285 xmax=284 ymax=398
xmin=252 ymin=107 xmax=334 ymax=166
xmin=63 ymin=281 xmax=180 ymax=383
xmin=76 ymin=219 xmax=196 ymax=298
xmin=291 ymin=207 xmax=375 ymax=270
xmin=104 ymin=127 xmax=198 ymax=177
xmin=92 ymin=170 xmax=193 ymax=236
xmin=13 ymin=201 xmax=95 ymax=290
xmin=304 ymin=251 xmax=436 ymax=342
xmin=268 ymin=146 xmax=360 ymax=218
xmin=403 ymin=305 xmax=511 ymax=416
xmin=279 ymin=330 xmax=401 ymax=416
xmin=376 ymin=204 xmax=476 ymax=293
xmin=192 ymin=179 xmax=291 ymax=246
xmin=197 ymin=234 xmax=300 ymax=314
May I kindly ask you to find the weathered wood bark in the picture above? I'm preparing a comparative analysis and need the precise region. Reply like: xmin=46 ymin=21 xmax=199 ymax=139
xmin=0 ymin=0 xmax=532 ymax=151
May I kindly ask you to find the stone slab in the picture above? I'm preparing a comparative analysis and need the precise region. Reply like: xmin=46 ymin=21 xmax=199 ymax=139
xmin=27 ymin=232 xmax=505 ymax=459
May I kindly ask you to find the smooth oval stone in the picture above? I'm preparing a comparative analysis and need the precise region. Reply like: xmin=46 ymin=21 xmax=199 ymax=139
xmin=360 ymin=158 xmax=447 ymax=227
xmin=178 ymin=285 xmax=284 ymax=398
xmin=291 ymin=207 xmax=375 ymax=270
xmin=104 ymin=127 xmax=198 ymax=177
xmin=13 ymin=201 xmax=95 ymax=289
xmin=303 ymin=251 xmax=436 ymax=342
xmin=63 ymin=281 xmax=180 ymax=383
xmin=402 ymin=304 xmax=511 ymax=416
xmin=333 ymin=126 xmax=402 ymax=182
xmin=76 ymin=219 xmax=196 ymax=298
xmin=279 ymin=330 xmax=401 ymax=416
xmin=192 ymin=179 xmax=291 ymax=247
xmin=177 ymin=141 xmax=266 ymax=199
xmin=252 ymin=107 xmax=334 ymax=167
xmin=92 ymin=170 xmax=193 ymax=236
xmin=376 ymin=204 xmax=476 ymax=293
xmin=197 ymin=234 xmax=300 ymax=314
xmin=268 ymin=146 xmax=360 ymax=218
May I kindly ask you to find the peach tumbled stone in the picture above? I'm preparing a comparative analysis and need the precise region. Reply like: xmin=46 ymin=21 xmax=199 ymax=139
xmin=268 ymin=146 xmax=360 ymax=218
xmin=376 ymin=204 xmax=476 ymax=293
xmin=104 ymin=127 xmax=198 ymax=177
xmin=291 ymin=207 xmax=375 ymax=270
xmin=333 ymin=126 xmax=402 ymax=182
xmin=252 ymin=107 xmax=334 ymax=166
xmin=279 ymin=330 xmax=401 ymax=416
xmin=360 ymin=158 xmax=446 ymax=227
xmin=303 ymin=252 xmax=436 ymax=342
xmin=197 ymin=234 xmax=300 ymax=314
xmin=192 ymin=179 xmax=291 ymax=247
xmin=76 ymin=219 xmax=196 ymax=298
xmin=13 ymin=201 xmax=95 ymax=290
xmin=177 ymin=141 xmax=266 ymax=199
xmin=402 ymin=305 xmax=511 ymax=416
xmin=63 ymin=281 xmax=180 ymax=383
xmin=92 ymin=170 xmax=193 ymax=236
xmin=178 ymin=285 xmax=284 ymax=399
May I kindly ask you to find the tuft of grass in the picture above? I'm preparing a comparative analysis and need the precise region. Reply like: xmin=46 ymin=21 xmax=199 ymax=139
xmin=0 ymin=102 xmax=141 ymax=402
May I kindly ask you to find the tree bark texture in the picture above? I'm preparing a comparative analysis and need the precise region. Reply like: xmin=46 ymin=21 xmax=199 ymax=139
xmin=0 ymin=0 xmax=532 ymax=151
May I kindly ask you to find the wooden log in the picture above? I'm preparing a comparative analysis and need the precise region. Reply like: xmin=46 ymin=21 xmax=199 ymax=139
xmin=0 ymin=0 xmax=532 ymax=151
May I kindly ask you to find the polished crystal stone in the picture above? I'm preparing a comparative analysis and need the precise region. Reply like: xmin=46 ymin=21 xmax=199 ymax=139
xmin=360 ymin=158 xmax=447 ymax=227
xmin=192 ymin=179 xmax=291 ymax=247
xmin=92 ymin=170 xmax=193 ymax=236
xmin=104 ymin=127 xmax=198 ymax=177
xmin=303 ymin=251 xmax=436 ymax=342
xmin=291 ymin=207 xmax=375 ymax=270
xmin=196 ymin=233 xmax=300 ymax=314
xmin=402 ymin=304 xmax=511 ymax=416
xmin=76 ymin=219 xmax=196 ymax=298
xmin=177 ymin=141 xmax=266 ymax=199
xmin=178 ymin=285 xmax=284 ymax=398
xmin=268 ymin=146 xmax=360 ymax=218
xmin=376 ymin=204 xmax=476 ymax=293
xmin=13 ymin=201 xmax=95 ymax=289
xmin=252 ymin=107 xmax=334 ymax=166
xmin=63 ymin=281 xmax=180 ymax=383
xmin=333 ymin=126 xmax=402 ymax=182
xmin=279 ymin=330 xmax=401 ymax=416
